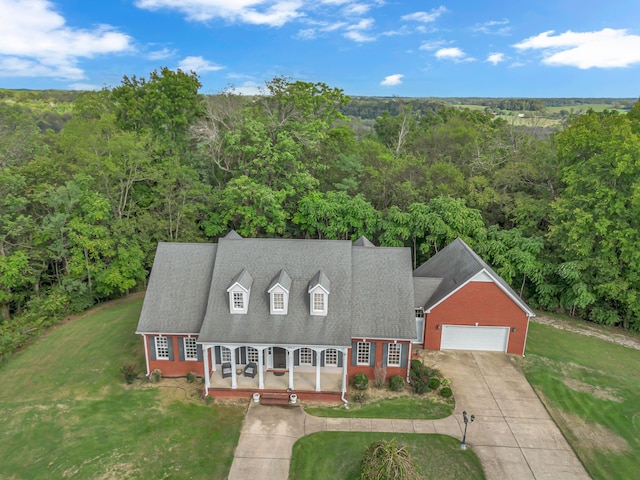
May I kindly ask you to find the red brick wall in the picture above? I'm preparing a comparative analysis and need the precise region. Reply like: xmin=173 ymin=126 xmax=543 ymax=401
xmin=423 ymin=281 xmax=529 ymax=356
xmin=347 ymin=339 xmax=410 ymax=383
xmin=145 ymin=335 xmax=205 ymax=377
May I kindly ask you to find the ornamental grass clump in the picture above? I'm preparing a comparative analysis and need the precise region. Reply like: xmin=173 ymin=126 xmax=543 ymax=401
xmin=360 ymin=439 xmax=421 ymax=480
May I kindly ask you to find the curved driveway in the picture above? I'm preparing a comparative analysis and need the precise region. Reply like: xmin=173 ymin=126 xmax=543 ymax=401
xmin=228 ymin=350 xmax=590 ymax=480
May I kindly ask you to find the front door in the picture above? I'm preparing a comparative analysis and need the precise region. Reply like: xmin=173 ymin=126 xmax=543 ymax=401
xmin=272 ymin=347 xmax=287 ymax=369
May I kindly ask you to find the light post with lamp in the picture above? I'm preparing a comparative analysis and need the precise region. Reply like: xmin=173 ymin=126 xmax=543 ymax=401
xmin=460 ymin=410 xmax=475 ymax=450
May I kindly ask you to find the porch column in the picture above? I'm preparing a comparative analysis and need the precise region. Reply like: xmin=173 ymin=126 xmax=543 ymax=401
xmin=314 ymin=348 xmax=323 ymax=392
xmin=211 ymin=345 xmax=217 ymax=372
xmin=287 ymin=348 xmax=295 ymax=391
xmin=257 ymin=346 xmax=266 ymax=390
xmin=230 ymin=346 xmax=238 ymax=389
xmin=203 ymin=345 xmax=211 ymax=392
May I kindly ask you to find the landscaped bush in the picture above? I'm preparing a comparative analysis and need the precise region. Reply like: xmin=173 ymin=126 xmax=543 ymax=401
xmin=410 ymin=359 xmax=430 ymax=395
xmin=120 ymin=364 xmax=137 ymax=384
xmin=150 ymin=369 xmax=162 ymax=383
xmin=389 ymin=375 xmax=405 ymax=391
xmin=353 ymin=373 xmax=369 ymax=390
xmin=186 ymin=371 xmax=196 ymax=383
xmin=360 ymin=439 xmax=421 ymax=480
xmin=440 ymin=387 xmax=453 ymax=398
xmin=428 ymin=377 xmax=441 ymax=390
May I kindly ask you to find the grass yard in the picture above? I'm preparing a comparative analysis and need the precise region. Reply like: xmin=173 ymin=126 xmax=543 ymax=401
xmin=289 ymin=432 xmax=485 ymax=480
xmin=520 ymin=321 xmax=640 ymax=480
xmin=305 ymin=396 xmax=452 ymax=419
xmin=0 ymin=296 xmax=244 ymax=479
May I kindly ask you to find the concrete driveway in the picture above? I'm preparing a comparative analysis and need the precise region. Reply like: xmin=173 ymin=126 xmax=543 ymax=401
xmin=229 ymin=350 xmax=590 ymax=480
xmin=422 ymin=350 xmax=590 ymax=479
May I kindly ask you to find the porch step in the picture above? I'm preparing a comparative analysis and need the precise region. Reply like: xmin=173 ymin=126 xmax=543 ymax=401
xmin=260 ymin=392 xmax=291 ymax=406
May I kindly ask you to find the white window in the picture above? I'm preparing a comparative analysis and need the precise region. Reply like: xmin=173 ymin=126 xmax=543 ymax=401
xmin=247 ymin=347 xmax=259 ymax=364
xmin=387 ymin=343 xmax=401 ymax=367
xmin=415 ymin=308 xmax=424 ymax=318
xmin=324 ymin=349 xmax=338 ymax=367
xmin=313 ymin=293 xmax=325 ymax=312
xmin=299 ymin=348 xmax=313 ymax=366
xmin=274 ymin=293 xmax=285 ymax=313
xmin=232 ymin=291 xmax=244 ymax=310
xmin=184 ymin=338 xmax=198 ymax=361
xmin=155 ymin=337 xmax=169 ymax=360
xmin=221 ymin=347 xmax=232 ymax=363
xmin=356 ymin=342 xmax=370 ymax=365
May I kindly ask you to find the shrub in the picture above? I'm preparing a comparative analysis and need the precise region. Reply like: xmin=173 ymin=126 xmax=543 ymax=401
xmin=389 ymin=375 xmax=405 ymax=392
xmin=373 ymin=362 xmax=387 ymax=389
xmin=351 ymin=390 xmax=369 ymax=404
xmin=150 ymin=369 xmax=162 ymax=383
xmin=440 ymin=386 xmax=453 ymax=398
xmin=186 ymin=371 xmax=196 ymax=383
xmin=360 ymin=439 xmax=421 ymax=480
xmin=410 ymin=360 xmax=430 ymax=395
xmin=120 ymin=364 xmax=137 ymax=384
xmin=353 ymin=373 xmax=369 ymax=390
xmin=428 ymin=377 xmax=441 ymax=390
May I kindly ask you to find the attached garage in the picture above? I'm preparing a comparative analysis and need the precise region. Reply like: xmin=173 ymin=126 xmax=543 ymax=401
xmin=440 ymin=325 xmax=509 ymax=352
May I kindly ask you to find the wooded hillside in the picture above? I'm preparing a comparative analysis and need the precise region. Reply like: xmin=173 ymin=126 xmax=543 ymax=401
xmin=2 ymin=69 xmax=639 ymax=358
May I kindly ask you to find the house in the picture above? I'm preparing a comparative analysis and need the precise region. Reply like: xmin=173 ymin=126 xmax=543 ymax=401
xmin=135 ymin=232 xmax=416 ymax=402
xmin=135 ymin=234 xmax=533 ymax=402
xmin=413 ymin=238 xmax=534 ymax=356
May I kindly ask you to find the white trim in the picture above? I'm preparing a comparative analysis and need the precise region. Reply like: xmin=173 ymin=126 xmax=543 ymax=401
xmin=356 ymin=341 xmax=371 ymax=366
xmin=183 ymin=337 xmax=199 ymax=361
xmin=309 ymin=286 xmax=328 ymax=316
xmin=154 ymin=336 xmax=170 ymax=360
xmin=425 ymin=268 xmax=535 ymax=317
xmin=386 ymin=343 xmax=402 ymax=367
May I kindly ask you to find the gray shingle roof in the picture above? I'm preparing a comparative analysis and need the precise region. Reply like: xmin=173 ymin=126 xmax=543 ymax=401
xmin=413 ymin=237 xmax=534 ymax=315
xmin=136 ymin=243 xmax=217 ymax=334
xmin=413 ymin=277 xmax=443 ymax=308
xmin=353 ymin=236 xmax=376 ymax=247
xmin=138 ymin=236 xmax=418 ymax=346
xmin=228 ymin=268 xmax=253 ymax=291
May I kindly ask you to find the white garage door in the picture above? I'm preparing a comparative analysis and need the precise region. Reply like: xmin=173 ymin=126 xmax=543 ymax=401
xmin=441 ymin=325 xmax=509 ymax=352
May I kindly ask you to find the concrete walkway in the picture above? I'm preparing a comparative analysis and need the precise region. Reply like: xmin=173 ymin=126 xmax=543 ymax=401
xmin=228 ymin=351 xmax=590 ymax=480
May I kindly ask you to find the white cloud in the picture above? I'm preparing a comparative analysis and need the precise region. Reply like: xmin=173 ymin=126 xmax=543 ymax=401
xmin=401 ymin=6 xmax=447 ymax=23
xmin=380 ymin=74 xmax=403 ymax=86
xmin=69 ymin=82 xmax=101 ymax=91
xmin=514 ymin=28 xmax=640 ymax=68
xmin=148 ymin=47 xmax=176 ymax=60
xmin=435 ymin=47 xmax=467 ymax=60
xmin=472 ymin=19 xmax=511 ymax=36
xmin=419 ymin=40 xmax=447 ymax=51
xmin=344 ymin=17 xmax=376 ymax=42
xmin=135 ymin=0 xmax=303 ymax=27
xmin=343 ymin=3 xmax=370 ymax=16
xmin=178 ymin=56 xmax=224 ymax=73
xmin=487 ymin=52 xmax=505 ymax=65
xmin=232 ymin=80 xmax=263 ymax=95
xmin=0 ymin=0 xmax=132 ymax=79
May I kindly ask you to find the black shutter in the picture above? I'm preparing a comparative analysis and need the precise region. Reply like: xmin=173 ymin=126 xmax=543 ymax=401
xmin=214 ymin=346 xmax=221 ymax=365
xmin=178 ymin=338 xmax=185 ymax=361
xmin=383 ymin=343 xmax=389 ymax=366
xmin=369 ymin=342 xmax=376 ymax=367
xmin=167 ymin=337 xmax=174 ymax=361
xmin=338 ymin=351 xmax=343 ymax=368
xmin=239 ymin=347 xmax=247 ymax=364
xmin=294 ymin=349 xmax=300 ymax=366
xmin=197 ymin=344 xmax=203 ymax=362
xmin=320 ymin=350 xmax=325 ymax=367
xmin=400 ymin=343 xmax=408 ymax=367
xmin=351 ymin=342 xmax=357 ymax=366
xmin=148 ymin=336 xmax=156 ymax=360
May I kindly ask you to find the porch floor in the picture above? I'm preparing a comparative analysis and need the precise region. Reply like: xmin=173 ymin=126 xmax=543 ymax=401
xmin=209 ymin=369 xmax=342 ymax=392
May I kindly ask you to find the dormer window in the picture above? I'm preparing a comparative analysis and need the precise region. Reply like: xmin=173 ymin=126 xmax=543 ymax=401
xmin=308 ymin=270 xmax=330 ymax=316
xmin=227 ymin=269 xmax=253 ymax=314
xmin=268 ymin=269 xmax=291 ymax=315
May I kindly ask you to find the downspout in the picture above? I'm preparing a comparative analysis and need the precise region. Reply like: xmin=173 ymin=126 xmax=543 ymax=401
xmin=522 ymin=313 xmax=534 ymax=356
xmin=142 ymin=334 xmax=150 ymax=376
xmin=341 ymin=347 xmax=349 ymax=408
xmin=406 ymin=341 xmax=412 ymax=383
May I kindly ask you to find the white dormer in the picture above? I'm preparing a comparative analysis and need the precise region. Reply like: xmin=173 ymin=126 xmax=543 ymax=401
xmin=227 ymin=269 xmax=253 ymax=314
xmin=308 ymin=270 xmax=330 ymax=316
xmin=268 ymin=270 xmax=291 ymax=315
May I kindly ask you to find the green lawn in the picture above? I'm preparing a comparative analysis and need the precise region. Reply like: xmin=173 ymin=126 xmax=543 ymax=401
xmin=305 ymin=396 xmax=452 ymax=419
xmin=520 ymin=322 xmax=640 ymax=480
xmin=290 ymin=432 xmax=485 ymax=480
xmin=0 ymin=296 xmax=244 ymax=479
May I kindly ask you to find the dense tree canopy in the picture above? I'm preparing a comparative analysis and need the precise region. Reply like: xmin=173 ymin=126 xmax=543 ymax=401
xmin=1 ymin=70 xmax=639 ymax=337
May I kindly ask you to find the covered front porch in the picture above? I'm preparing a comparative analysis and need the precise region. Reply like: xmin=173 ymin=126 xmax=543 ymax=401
xmin=201 ymin=343 xmax=349 ymax=401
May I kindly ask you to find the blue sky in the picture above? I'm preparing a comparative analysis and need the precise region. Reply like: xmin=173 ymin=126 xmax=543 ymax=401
xmin=1 ymin=0 xmax=639 ymax=97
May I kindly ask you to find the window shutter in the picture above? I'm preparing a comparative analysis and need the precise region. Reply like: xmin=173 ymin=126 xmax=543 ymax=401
xmin=338 ymin=351 xmax=343 ymax=368
xmin=149 ymin=336 xmax=156 ymax=361
xmin=320 ymin=351 xmax=325 ymax=367
xmin=383 ymin=343 xmax=389 ymax=366
xmin=214 ymin=346 xmax=221 ymax=365
xmin=239 ymin=347 xmax=247 ymax=364
xmin=197 ymin=344 xmax=203 ymax=362
xmin=400 ymin=344 xmax=408 ymax=367
xmin=369 ymin=342 xmax=376 ymax=367
xmin=294 ymin=350 xmax=300 ymax=366
xmin=178 ymin=338 xmax=185 ymax=361
xmin=351 ymin=342 xmax=357 ymax=366
xmin=167 ymin=337 xmax=174 ymax=361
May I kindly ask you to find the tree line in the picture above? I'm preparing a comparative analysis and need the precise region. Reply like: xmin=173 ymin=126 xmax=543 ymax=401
xmin=2 ymin=69 xmax=640 ymax=355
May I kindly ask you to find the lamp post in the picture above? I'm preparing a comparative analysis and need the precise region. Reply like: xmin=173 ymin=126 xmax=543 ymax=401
xmin=460 ymin=410 xmax=475 ymax=450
